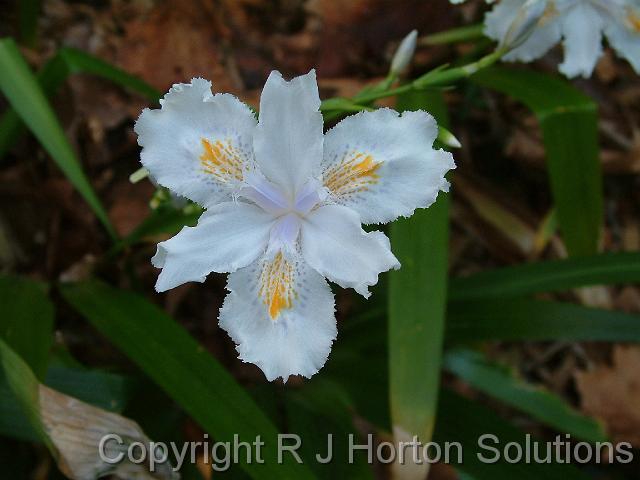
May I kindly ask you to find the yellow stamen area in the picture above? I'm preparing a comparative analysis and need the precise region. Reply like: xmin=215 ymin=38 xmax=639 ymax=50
xmin=627 ymin=9 xmax=640 ymax=32
xmin=259 ymin=253 xmax=295 ymax=320
xmin=199 ymin=138 xmax=243 ymax=182
xmin=324 ymin=151 xmax=381 ymax=197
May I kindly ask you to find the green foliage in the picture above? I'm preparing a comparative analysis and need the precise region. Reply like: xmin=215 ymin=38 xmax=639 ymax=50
xmin=0 ymin=275 xmax=53 ymax=379
xmin=447 ymin=298 xmax=640 ymax=342
xmin=0 ymin=339 xmax=51 ymax=449
xmin=60 ymin=280 xmax=316 ymax=480
xmin=451 ymin=251 xmax=640 ymax=301
xmin=472 ymin=67 xmax=603 ymax=257
xmin=443 ymin=349 xmax=606 ymax=442
xmin=388 ymin=90 xmax=450 ymax=457
xmin=435 ymin=390 xmax=592 ymax=480
xmin=0 ymin=38 xmax=116 ymax=238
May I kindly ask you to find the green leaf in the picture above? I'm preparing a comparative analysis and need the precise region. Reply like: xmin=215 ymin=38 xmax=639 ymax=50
xmin=58 ymin=47 xmax=161 ymax=101
xmin=0 ymin=339 xmax=51 ymax=449
xmin=0 ymin=365 xmax=134 ymax=441
xmin=388 ymin=90 xmax=450 ymax=471
xmin=472 ymin=67 xmax=603 ymax=257
xmin=0 ymin=275 xmax=53 ymax=379
xmin=447 ymin=297 xmax=640 ymax=342
xmin=0 ymin=38 xmax=116 ymax=238
xmin=443 ymin=349 xmax=606 ymax=442
xmin=286 ymin=385 xmax=373 ymax=479
xmin=450 ymin=251 xmax=640 ymax=301
xmin=435 ymin=389 xmax=592 ymax=480
xmin=0 ymin=46 xmax=160 ymax=159
xmin=60 ymin=280 xmax=315 ymax=480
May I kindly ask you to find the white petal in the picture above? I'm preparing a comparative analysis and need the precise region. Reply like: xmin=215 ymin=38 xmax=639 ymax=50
xmin=152 ymin=202 xmax=275 ymax=292
xmin=558 ymin=4 xmax=605 ymax=78
xmin=219 ymin=253 xmax=336 ymax=382
xmin=135 ymin=78 xmax=257 ymax=208
xmin=505 ymin=15 xmax=562 ymax=62
xmin=604 ymin=10 xmax=640 ymax=74
xmin=321 ymin=108 xmax=455 ymax=225
xmin=253 ymin=70 xmax=324 ymax=198
xmin=485 ymin=0 xmax=562 ymax=62
xmin=300 ymin=204 xmax=400 ymax=297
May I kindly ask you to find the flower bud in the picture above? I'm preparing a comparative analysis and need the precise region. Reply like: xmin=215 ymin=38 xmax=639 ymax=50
xmin=390 ymin=30 xmax=418 ymax=74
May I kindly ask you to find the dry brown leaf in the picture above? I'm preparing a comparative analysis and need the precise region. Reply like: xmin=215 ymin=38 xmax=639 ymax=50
xmin=575 ymin=345 xmax=640 ymax=446
xmin=40 ymin=385 xmax=178 ymax=479
xmin=112 ymin=0 xmax=235 ymax=93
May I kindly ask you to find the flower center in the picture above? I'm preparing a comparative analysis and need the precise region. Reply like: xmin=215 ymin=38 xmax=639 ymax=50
xmin=240 ymin=171 xmax=326 ymax=256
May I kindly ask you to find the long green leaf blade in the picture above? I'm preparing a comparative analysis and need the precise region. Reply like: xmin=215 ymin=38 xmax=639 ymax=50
xmin=0 ymin=47 xmax=160 ymax=158
xmin=389 ymin=90 xmax=450 ymax=478
xmin=450 ymin=251 xmax=640 ymax=301
xmin=0 ymin=275 xmax=53 ymax=379
xmin=60 ymin=280 xmax=315 ymax=480
xmin=435 ymin=389 xmax=592 ymax=480
xmin=447 ymin=297 xmax=640 ymax=342
xmin=0 ymin=38 xmax=115 ymax=238
xmin=0 ymin=339 xmax=51 ymax=449
xmin=443 ymin=349 xmax=606 ymax=442
xmin=472 ymin=67 xmax=603 ymax=257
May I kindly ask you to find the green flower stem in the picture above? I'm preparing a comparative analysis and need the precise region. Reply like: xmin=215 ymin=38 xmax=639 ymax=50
xmin=419 ymin=24 xmax=485 ymax=46
xmin=320 ymin=48 xmax=506 ymax=114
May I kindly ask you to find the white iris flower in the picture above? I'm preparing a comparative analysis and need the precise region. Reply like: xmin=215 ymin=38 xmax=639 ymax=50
xmin=451 ymin=0 xmax=640 ymax=78
xmin=134 ymin=70 xmax=454 ymax=381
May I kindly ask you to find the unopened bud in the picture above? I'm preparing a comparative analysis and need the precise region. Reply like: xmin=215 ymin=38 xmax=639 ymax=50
xmin=437 ymin=126 xmax=462 ymax=149
xmin=390 ymin=30 xmax=418 ymax=74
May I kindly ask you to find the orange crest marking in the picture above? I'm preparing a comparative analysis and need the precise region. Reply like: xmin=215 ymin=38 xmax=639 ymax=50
xmin=259 ymin=253 xmax=295 ymax=320
xmin=324 ymin=151 xmax=381 ymax=197
xmin=627 ymin=8 xmax=640 ymax=33
xmin=200 ymin=138 xmax=244 ymax=182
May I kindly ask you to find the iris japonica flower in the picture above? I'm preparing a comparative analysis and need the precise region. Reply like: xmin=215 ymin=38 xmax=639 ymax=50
xmin=134 ymin=70 xmax=454 ymax=381
xmin=450 ymin=0 xmax=640 ymax=78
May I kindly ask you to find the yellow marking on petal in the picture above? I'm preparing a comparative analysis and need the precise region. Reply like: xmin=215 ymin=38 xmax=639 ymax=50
xmin=259 ymin=252 xmax=295 ymax=320
xmin=324 ymin=151 xmax=381 ymax=197
xmin=199 ymin=138 xmax=244 ymax=182
xmin=627 ymin=9 xmax=640 ymax=33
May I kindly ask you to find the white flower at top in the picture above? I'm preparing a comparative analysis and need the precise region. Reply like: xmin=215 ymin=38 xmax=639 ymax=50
xmin=450 ymin=0 xmax=640 ymax=78
xmin=134 ymin=71 xmax=455 ymax=381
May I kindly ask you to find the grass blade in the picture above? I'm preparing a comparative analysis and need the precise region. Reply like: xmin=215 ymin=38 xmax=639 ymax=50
xmin=389 ymin=90 xmax=450 ymax=478
xmin=0 ymin=275 xmax=53 ymax=379
xmin=472 ymin=67 xmax=603 ymax=257
xmin=0 ymin=38 xmax=116 ymax=238
xmin=0 ymin=339 xmax=51 ymax=449
xmin=58 ymin=47 xmax=161 ymax=101
xmin=450 ymin=251 xmax=640 ymax=301
xmin=435 ymin=389 xmax=592 ymax=480
xmin=0 ymin=45 xmax=160 ymax=159
xmin=60 ymin=279 xmax=315 ymax=480
xmin=443 ymin=349 xmax=606 ymax=442
xmin=447 ymin=297 xmax=640 ymax=342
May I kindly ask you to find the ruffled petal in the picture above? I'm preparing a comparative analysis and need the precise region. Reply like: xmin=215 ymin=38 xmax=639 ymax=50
xmin=321 ymin=108 xmax=454 ymax=225
xmin=558 ymin=3 xmax=605 ymax=78
xmin=135 ymin=79 xmax=257 ymax=208
xmin=300 ymin=204 xmax=400 ymax=297
xmin=152 ymin=202 xmax=275 ymax=292
xmin=219 ymin=253 xmax=336 ymax=382
xmin=253 ymin=70 xmax=324 ymax=198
